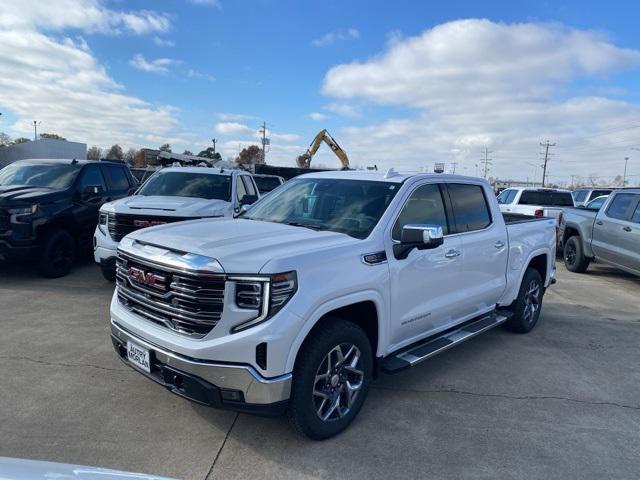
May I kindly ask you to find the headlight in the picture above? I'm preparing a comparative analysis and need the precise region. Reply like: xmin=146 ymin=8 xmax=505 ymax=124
xmin=99 ymin=212 xmax=108 ymax=225
xmin=9 ymin=204 xmax=38 ymax=216
xmin=231 ymin=271 xmax=297 ymax=333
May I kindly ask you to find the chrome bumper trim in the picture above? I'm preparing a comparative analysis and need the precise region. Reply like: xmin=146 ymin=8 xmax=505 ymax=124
xmin=110 ymin=321 xmax=291 ymax=404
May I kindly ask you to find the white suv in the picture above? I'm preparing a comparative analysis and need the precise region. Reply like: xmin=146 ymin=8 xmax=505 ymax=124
xmin=94 ymin=166 xmax=259 ymax=281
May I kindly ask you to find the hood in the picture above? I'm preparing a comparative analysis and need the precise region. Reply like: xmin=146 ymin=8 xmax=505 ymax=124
xmin=102 ymin=195 xmax=232 ymax=218
xmin=0 ymin=457 xmax=175 ymax=480
xmin=0 ymin=185 xmax=68 ymax=206
xmin=125 ymin=217 xmax=358 ymax=273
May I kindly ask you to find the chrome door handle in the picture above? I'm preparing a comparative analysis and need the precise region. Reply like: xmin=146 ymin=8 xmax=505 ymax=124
xmin=623 ymin=226 xmax=632 ymax=232
xmin=445 ymin=249 xmax=461 ymax=258
xmin=596 ymin=220 xmax=603 ymax=225
xmin=494 ymin=241 xmax=505 ymax=249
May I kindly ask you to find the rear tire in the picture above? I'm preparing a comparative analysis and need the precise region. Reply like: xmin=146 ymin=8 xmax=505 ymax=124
xmin=563 ymin=236 xmax=590 ymax=273
xmin=288 ymin=318 xmax=373 ymax=440
xmin=505 ymin=268 xmax=544 ymax=333
xmin=38 ymin=228 xmax=76 ymax=278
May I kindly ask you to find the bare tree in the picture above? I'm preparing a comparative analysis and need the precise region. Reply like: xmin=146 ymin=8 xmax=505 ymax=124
xmin=235 ymin=145 xmax=262 ymax=166
xmin=182 ymin=150 xmax=193 ymax=155
xmin=159 ymin=143 xmax=172 ymax=153
xmin=0 ymin=132 xmax=11 ymax=147
xmin=86 ymin=145 xmax=102 ymax=160
xmin=124 ymin=148 xmax=138 ymax=166
xmin=106 ymin=144 xmax=124 ymax=161
xmin=40 ymin=133 xmax=66 ymax=141
xmin=12 ymin=137 xmax=30 ymax=144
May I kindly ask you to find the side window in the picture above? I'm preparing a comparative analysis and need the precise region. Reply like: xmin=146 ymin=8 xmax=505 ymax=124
xmin=241 ymin=176 xmax=257 ymax=197
xmin=447 ymin=183 xmax=492 ymax=233
xmin=392 ymin=183 xmax=448 ymax=240
xmin=104 ymin=166 xmax=130 ymax=191
xmin=574 ymin=190 xmax=588 ymax=203
xmin=78 ymin=165 xmax=106 ymax=191
xmin=497 ymin=189 xmax=513 ymax=204
xmin=606 ymin=193 xmax=636 ymax=220
xmin=235 ymin=175 xmax=247 ymax=201
xmin=631 ymin=200 xmax=640 ymax=224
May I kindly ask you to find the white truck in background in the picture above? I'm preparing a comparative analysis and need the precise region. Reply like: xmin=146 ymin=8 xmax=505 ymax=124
xmin=109 ymin=170 xmax=556 ymax=439
xmin=94 ymin=166 xmax=259 ymax=281
xmin=497 ymin=187 xmax=574 ymax=220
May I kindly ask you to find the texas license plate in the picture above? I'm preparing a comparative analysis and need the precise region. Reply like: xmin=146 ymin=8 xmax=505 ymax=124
xmin=127 ymin=341 xmax=151 ymax=373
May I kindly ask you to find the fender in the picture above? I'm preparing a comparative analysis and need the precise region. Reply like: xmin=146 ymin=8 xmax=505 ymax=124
xmin=499 ymin=247 xmax=551 ymax=306
xmin=284 ymin=289 xmax=387 ymax=373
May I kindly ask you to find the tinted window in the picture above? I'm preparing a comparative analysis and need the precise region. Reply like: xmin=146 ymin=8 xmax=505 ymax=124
xmin=0 ymin=162 xmax=79 ymax=189
xmin=392 ymin=184 xmax=448 ymax=240
xmin=606 ymin=193 xmax=637 ymax=220
xmin=104 ymin=166 xmax=130 ymax=191
xmin=519 ymin=191 xmax=574 ymax=206
xmin=497 ymin=189 xmax=516 ymax=204
xmin=78 ymin=165 xmax=106 ymax=191
xmin=236 ymin=175 xmax=247 ymax=201
xmin=254 ymin=176 xmax=282 ymax=193
xmin=573 ymin=190 xmax=588 ymax=202
xmin=245 ymin=178 xmax=399 ymax=239
xmin=589 ymin=189 xmax=613 ymax=201
xmin=138 ymin=172 xmax=231 ymax=200
xmin=241 ymin=176 xmax=257 ymax=197
xmin=586 ymin=196 xmax=607 ymax=210
xmin=631 ymin=203 xmax=640 ymax=224
xmin=448 ymin=183 xmax=492 ymax=233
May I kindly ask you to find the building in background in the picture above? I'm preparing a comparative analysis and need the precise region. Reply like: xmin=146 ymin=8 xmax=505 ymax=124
xmin=0 ymin=139 xmax=86 ymax=167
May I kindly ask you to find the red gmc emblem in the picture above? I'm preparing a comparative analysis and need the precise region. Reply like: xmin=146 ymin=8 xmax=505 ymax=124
xmin=127 ymin=266 xmax=166 ymax=290
xmin=133 ymin=219 xmax=167 ymax=228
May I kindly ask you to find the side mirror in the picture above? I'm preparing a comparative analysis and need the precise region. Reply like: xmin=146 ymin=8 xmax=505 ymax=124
xmin=394 ymin=224 xmax=444 ymax=260
xmin=82 ymin=185 xmax=104 ymax=196
xmin=240 ymin=194 xmax=258 ymax=206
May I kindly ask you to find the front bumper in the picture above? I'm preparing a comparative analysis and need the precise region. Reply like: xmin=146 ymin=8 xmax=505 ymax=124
xmin=110 ymin=320 xmax=291 ymax=415
xmin=94 ymin=226 xmax=118 ymax=265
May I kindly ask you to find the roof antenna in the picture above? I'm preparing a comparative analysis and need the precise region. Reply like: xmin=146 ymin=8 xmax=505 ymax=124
xmin=384 ymin=168 xmax=398 ymax=179
xmin=71 ymin=158 xmax=78 ymax=165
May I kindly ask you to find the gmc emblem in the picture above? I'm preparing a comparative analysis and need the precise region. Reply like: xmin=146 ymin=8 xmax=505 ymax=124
xmin=133 ymin=219 xmax=167 ymax=228
xmin=127 ymin=266 xmax=166 ymax=290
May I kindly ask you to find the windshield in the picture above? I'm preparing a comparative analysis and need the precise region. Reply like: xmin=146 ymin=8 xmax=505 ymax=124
xmin=243 ymin=178 xmax=400 ymax=239
xmin=138 ymin=171 xmax=232 ymax=200
xmin=0 ymin=163 xmax=79 ymax=189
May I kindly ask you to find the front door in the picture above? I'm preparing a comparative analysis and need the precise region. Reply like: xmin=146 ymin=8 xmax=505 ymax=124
xmin=386 ymin=182 xmax=463 ymax=350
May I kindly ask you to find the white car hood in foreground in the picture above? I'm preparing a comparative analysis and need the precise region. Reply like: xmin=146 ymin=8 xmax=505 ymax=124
xmin=101 ymin=195 xmax=232 ymax=218
xmin=124 ymin=217 xmax=358 ymax=273
xmin=0 ymin=457 xmax=175 ymax=480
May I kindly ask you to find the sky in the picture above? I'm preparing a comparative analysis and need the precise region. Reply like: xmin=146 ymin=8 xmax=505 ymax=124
xmin=1 ymin=0 xmax=640 ymax=185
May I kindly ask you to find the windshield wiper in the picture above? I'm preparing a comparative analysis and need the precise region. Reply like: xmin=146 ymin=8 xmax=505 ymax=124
xmin=283 ymin=221 xmax=326 ymax=231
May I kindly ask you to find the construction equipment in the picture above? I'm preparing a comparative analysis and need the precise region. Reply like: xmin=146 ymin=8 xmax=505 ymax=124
xmin=297 ymin=129 xmax=350 ymax=170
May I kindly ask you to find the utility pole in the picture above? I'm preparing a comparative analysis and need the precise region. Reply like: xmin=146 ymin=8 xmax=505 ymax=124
xmin=32 ymin=120 xmax=41 ymax=141
xmin=570 ymin=175 xmax=576 ymax=189
xmin=450 ymin=161 xmax=458 ymax=174
xmin=480 ymin=147 xmax=492 ymax=179
xmin=539 ymin=140 xmax=556 ymax=187
xmin=211 ymin=138 xmax=217 ymax=154
xmin=258 ymin=121 xmax=268 ymax=164
xmin=623 ymin=157 xmax=629 ymax=186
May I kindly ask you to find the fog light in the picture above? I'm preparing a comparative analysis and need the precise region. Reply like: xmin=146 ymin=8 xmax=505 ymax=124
xmin=221 ymin=389 xmax=244 ymax=402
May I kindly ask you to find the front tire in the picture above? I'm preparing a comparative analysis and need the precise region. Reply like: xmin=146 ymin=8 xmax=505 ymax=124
xmin=288 ymin=318 xmax=373 ymax=440
xmin=505 ymin=268 xmax=544 ymax=333
xmin=563 ymin=236 xmax=590 ymax=273
xmin=38 ymin=228 xmax=76 ymax=278
xmin=100 ymin=261 xmax=116 ymax=282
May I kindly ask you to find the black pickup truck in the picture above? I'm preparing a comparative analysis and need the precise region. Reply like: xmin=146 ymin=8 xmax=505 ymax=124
xmin=0 ymin=159 xmax=136 ymax=277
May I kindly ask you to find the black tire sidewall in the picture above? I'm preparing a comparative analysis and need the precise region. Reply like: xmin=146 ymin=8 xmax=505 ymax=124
xmin=507 ymin=268 xmax=544 ymax=333
xmin=39 ymin=229 xmax=76 ymax=278
xmin=564 ymin=236 xmax=588 ymax=273
xmin=289 ymin=319 xmax=373 ymax=440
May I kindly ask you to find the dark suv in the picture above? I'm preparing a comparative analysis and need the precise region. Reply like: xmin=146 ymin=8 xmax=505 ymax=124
xmin=0 ymin=159 xmax=136 ymax=277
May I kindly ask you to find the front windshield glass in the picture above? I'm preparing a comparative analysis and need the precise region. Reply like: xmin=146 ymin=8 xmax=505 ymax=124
xmin=138 ymin=171 xmax=232 ymax=200
xmin=0 ymin=163 xmax=80 ymax=189
xmin=243 ymin=177 xmax=400 ymax=239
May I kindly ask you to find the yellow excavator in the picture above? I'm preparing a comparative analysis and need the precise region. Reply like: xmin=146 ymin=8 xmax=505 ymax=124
xmin=297 ymin=129 xmax=350 ymax=170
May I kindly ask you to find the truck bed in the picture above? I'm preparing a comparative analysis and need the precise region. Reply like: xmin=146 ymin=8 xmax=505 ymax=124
xmin=502 ymin=212 xmax=548 ymax=224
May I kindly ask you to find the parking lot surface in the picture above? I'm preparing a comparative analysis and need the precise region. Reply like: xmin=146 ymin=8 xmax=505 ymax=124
xmin=1 ymin=259 xmax=639 ymax=479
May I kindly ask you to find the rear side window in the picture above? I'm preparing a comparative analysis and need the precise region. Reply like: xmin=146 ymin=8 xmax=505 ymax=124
xmin=573 ymin=190 xmax=588 ymax=202
xmin=632 ymin=203 xmax=640 ymax=224
xmin=447 ymin=183 xmax=492 ymax=233
xmin=392 ymin=184 xmax=448 ymax=240
xmin=589 ymin=189 xmax=612 ymax=201
xmin=236 ymin=175 xmax=247 ymax=201
xmin=497 ymin=189 xmax=516 ymax=205
xmin=519 ymin=191 xmax=574 ymax=206
xmin=104 ymin=166 xmax=130 ymax=191
xmin=254 ymin=176 xmax=282 ymax=193
xmin=606 ymin=193 xmax=637 ymax=220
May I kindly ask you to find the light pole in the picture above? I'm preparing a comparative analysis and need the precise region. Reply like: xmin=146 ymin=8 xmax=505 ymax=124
xmin=32 ymin=120 xmax=41 ymax=141
xmin=623 ymin=157 xmax=629 ymax=187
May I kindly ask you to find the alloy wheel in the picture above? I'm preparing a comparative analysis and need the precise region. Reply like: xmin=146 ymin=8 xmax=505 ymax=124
xmin=523 ymin=279 xmax=541 ymax=323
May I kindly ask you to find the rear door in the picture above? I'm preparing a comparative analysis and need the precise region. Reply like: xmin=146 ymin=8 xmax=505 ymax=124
xmin=592 ymin=193 xmax=640 ymax=268
xmin=74 ymin=164 xmax=110 ymax=248
xmin=445 ymin=182 xmax=509 ymax=318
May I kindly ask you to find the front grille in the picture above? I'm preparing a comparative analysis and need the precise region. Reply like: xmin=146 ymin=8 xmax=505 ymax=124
xmin=0 ymin=209 xmax=8 ymax=233
xmin=108 ymin=213 xmax=195 ymax=241
xmin=115 ymin=252 xmax=226 ymax=338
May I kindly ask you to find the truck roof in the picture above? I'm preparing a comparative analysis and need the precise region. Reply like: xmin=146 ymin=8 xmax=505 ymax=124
xmin=13 ymin=158 xmax=123 ymax=166
xmin=157 ymin=166 xmax=246 ymax=176
xmin=298 ymin=169 xmax=488 ymax=184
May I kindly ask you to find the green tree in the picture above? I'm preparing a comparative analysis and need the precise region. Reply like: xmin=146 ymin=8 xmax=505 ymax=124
xmin=40 ymin=133 xmax=67 ymax=141
xmin=182 ymin=150 xmax=193 ymax=156
xmin=159 ymin=143 xmax=172 ymax=153
xmin=12 ymin=137 xmax=30 ymax=144
xmin=197 ymin=147 xmax=222 ymax=162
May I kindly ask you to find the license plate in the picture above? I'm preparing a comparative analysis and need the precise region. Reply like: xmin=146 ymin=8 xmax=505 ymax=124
xmin=127 ymin=341 xmax=151 ymax=373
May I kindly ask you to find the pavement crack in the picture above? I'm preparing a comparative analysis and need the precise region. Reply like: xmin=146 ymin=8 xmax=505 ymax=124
xmin=205 ymin=412 xmax=239 ymax=480
xmin=0 ymin=354 xmax=129 ymax=373
xmin=372 ymin=385 xmax=640 ymax=411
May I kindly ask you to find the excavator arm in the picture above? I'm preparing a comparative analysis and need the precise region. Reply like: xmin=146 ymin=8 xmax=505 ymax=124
xmin=297 ymin=129 xmax=350 ymax=169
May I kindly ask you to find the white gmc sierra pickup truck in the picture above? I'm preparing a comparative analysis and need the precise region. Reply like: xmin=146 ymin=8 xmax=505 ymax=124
xmin=110 ymin=170 xmax=556 ymax=439
xmin=95 ymin=166 xmax=259 ymax=281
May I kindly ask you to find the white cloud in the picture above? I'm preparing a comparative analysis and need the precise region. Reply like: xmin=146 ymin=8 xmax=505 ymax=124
xmin=214 ymin=122 xmax=254 ymax=136
xmin=129 ymin=54 xmax=179 ymax=74
xmin=186 ymin=69 xmax=216 ymax=82
xmin=0 ymin=0 xmax=171 ymax=35
xmin=189 ymin=0 xmax=222 ymax=8
xmin=216 ymin=112 xmax=257 ymax=122
xmin=309 ymin=112 xmax=329 ymax=121
xmin=153 ymin=36 xmax=175 ymax=47
xmin=321 ymin=19 xmax=640 ymax=181
xmin=324 ymin=102 xmax=361 ymax=118
xmin=0 ymin=1 xmax=179 ymax=148
xmin=312 ymin=28 xmax=359 ymax=47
